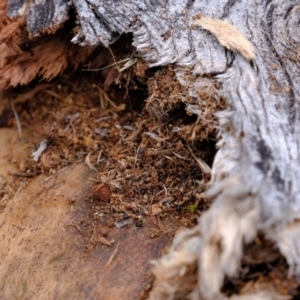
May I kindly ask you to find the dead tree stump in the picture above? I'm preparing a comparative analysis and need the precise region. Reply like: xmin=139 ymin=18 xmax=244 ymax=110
xmin=4 ymin=0 xmax=300 ymax=299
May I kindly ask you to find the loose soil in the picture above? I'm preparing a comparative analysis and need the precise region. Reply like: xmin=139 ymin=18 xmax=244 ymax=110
xmin=0 ymin=39 xmax=299 ymax=299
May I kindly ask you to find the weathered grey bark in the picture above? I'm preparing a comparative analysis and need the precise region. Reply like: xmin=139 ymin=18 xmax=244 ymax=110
xmin=6 ymin=0 xmax=300 ymax=299
xmin=7 ymin=0 xmax=69 ymax=36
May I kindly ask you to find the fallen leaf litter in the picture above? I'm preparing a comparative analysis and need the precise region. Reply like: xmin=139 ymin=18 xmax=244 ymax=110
xmin=1 ymin=38 xmax=296 ymax=297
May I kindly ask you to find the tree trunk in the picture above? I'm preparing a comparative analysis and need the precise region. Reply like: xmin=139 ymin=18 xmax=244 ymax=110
xmin=6 ymin=0 xmax=300 ymax=299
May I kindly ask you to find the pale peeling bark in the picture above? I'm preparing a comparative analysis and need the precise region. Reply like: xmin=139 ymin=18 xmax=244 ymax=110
xmin=6 ymin=0 xmax=300 ymax=299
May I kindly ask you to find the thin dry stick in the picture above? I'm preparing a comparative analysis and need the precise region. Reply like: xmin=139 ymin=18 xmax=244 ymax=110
xmin=82 ymin=57 xmax=132 ymax=71
xmin=13 ymin=83 xmax=54 ymax=104
xmin=43 ymin=89 xmax=65 ymax=101
xmin=65 ymin=223 xmax=85 ymax=236
xmin=104 ymin=242 xmax=120 ymax=267
xmin=107 ymin=46 xmax=120 ymax=71
xmin=13 ymin=182 xmax=26 ymax=199
xmin=11 ymin=98 xmax=23 ymax=140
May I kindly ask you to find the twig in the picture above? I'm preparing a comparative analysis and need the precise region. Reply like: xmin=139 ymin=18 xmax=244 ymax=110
xmin=13 ymin=83 xmax=54 ymax=104
xmin=104 ymin=242 xmax=120 ymax=267
xmin=10 ymin=99 xmax=23 ymax=140
xmin=57 ymin=166 xmax=68 ymax=173
xmin=10 ymin=171 xmax=37 ymax=178
xmin=13 ymin=182 xmax=26 ymax=199
xmin=65 ymin=223 xmax=84 ymax=236
xmin=88 ymin=178 xmax=102 ymax=182
xmin=172 ymin=152 xmax=191 ymax=161
xmin=107 ymin=46 xmax=120 ymax=71
xmin=43 ymin=89 xmax=65 ymax=101
xmin=93 ymin=85 xmax=120 ymax=110
xmin=82 ymin=58 xmax=132 ymax=71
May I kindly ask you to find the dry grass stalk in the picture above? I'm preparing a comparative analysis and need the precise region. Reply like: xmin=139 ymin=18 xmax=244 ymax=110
xmin=104 ymin=242 xmax=120 ymax=267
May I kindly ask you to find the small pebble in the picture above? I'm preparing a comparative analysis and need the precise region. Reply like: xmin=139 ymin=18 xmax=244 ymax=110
xmin=176 ymin=205 xmax=182 ymax=211
xmin=135 ymin=220 xmax=143 ymax=228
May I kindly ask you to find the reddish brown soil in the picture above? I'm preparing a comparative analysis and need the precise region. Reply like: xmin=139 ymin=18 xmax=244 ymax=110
xmin=0 ymin=45 xmax=221 ymax=298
